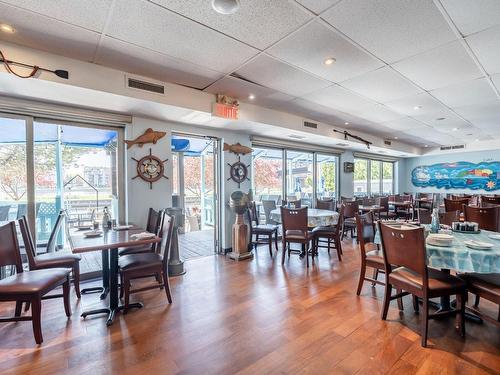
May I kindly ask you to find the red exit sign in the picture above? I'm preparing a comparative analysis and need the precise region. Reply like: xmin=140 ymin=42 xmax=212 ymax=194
xmin=213 ymin=102 xmax=239 ymax=120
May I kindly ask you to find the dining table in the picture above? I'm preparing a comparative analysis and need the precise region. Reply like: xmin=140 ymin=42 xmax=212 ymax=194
xmin=374 ymin=224 xmax=500 ymax=322
xmin=269 ymin=208 xmax=339 ymax=227
xmin=69 ymin=226 xmax=161 ymax=326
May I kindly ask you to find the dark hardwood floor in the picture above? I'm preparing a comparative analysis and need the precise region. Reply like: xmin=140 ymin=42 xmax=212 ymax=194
xmin=0 ymin=239 xmax=499 ymax=374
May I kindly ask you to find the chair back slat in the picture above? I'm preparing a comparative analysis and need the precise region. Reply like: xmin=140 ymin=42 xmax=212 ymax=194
xmin=416 ymin=208 xmax=432 ymax=224
xmin=160 ymin=213 xmax=175 ymax=269
xmin=280 ymin=206 xmax=308 ymax=234
xmin=343 ymin=200 xmax=359 ymax=218
xmin=316 ymin=198 xmax=335 ymax=211
xmin=356 ymin=211 xmax=375 ymax=258
xmin=18 ymin=216 xmax=38 ymax=269
xmin=247 ymin=201 xmax=259 ymax=226
xmin=0 ymin=221 xmax=23 ymax=272
xmin=439 ymin=210 xmax=460 ymax=226
xmin=464 ymin=205 xmax=500 ymax=232
xmin=146 ymin=208 xmax=160 ymax=233
xmin=378 ymin=222 xmax=427 ymax=279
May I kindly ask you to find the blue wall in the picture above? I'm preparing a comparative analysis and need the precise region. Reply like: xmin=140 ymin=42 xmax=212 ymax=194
xmin=400 ymin=149 xmax=500 ymax=194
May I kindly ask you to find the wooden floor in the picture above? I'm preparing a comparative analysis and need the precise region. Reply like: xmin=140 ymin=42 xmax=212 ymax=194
xmin=0 ymin=239 xmax=499 ymax=374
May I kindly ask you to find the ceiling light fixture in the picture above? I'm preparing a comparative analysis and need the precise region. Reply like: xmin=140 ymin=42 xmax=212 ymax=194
xmin=324 ymin=57 xmax=336 ymax=65
xmin=211 ymin=0 xmax=240 ymax=14
xmin=475 ymin=139 xmax=479 ymax=142
xmin=248 ymin=94 xmax=255 ymax=100
xmin=452 ymin=127 xmax=458 ymax=131
xmin=394 ymin=136 xmax=398 ymax=139
xmin=413 ymin=105 xmax=422 ymax=110
xmin=0 ymin=49 xmax=69 ymax=79
xmin=424 ymin=145 xmax=428 ymax=147
xmin=0 ymin=24 xmax=15 ymax=33
xmin=344 ymin=122 xmax=349 ymax=125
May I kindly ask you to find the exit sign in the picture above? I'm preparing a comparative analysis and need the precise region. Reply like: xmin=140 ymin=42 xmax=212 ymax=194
xmin=213 ymin=102 xmax=239 ymax=120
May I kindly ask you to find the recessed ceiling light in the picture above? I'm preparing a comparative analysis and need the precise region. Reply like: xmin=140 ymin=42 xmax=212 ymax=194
xmin=394 ymin=136 xmax=398 ymax=139
xmin=0 ymin=24 xmax=15 ymax=33
xmin=211 ymin=0 xmax=240 ymax=15
xmin=344 ymin=122 xmax=349 ymax=125
xmin=424 ymin=144 xmax=428 ymax=147
xmin=475 ymin=138 xmax=479 ymax=142
xmin=452 ymin=127 xmax=458 ymax=131
xmin=324 ymin=57 xmax=336 ymax=65
xmin=413 ymin=105 xmax=422 ymax=110
xmin=248 ymin=94 xmax=255 ymax=100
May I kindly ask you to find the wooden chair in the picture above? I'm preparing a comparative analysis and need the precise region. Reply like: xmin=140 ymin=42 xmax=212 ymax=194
xmin=464 ymin=205 xmax=500 ymax=232
xmin=247 ymin=201 xmax=278 ymax=257
xmin=460 ymin=273 xmax=499 ymax=327
xmin=378 ymin=196 xmax=397 ymax=220
xmin=355 ymin=211 xmax=385 ymax=295
xmin=18 ymin=215 xmax=82 ymax=299
xmin=119 ymin=208 xmax=162 ymax=255
xmin=416 ymin=208 xmax=431 ymax=224
xmin=378 ymin=222 xmax=466 ymax=347
xmin=481 ymin=196 xmax=500 ymax=205
xmin=444 ymin=198 xmax=469 ymax=213
xmin=395 ymin=194 xmax=413 ymax=219
xmin=341 ymin=200 xmax=359 ymax=239
xmin=316 ymin=198 xmax=335 ymax=211
xmin=312 ymin=205 xmax=344 ymax=261
xmin=280 ymin=207 xmax=313 ymax=267
xmin=362 ymin=197 xmax=376 ymax=206
xmin=439 ymin=210 xmax=460 ymax=226
xmin=0 ymin=221 xmax=72 ymax=344
xmin=119 ymin=212 xmax=175 ymax=311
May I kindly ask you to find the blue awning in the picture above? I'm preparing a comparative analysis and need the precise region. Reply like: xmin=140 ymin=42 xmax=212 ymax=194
xmin=171 ymin=136 xmax=212 ymax=156
xmin=0 ymin=118 xmax=117 ymax=147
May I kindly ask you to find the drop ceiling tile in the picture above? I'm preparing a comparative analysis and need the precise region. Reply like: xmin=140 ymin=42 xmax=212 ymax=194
xmin=295 ymin=0 xmax=340 ymax=15
xmin=341 ymin=66 xmax=422 ymax=103
xmin=306 ymin=84 xmax=376 ymax=112
xmin=268 ymin=21 xmax=383 ymax=83
xmin=354 ymin=104 xmax=404 ymax=123
xmin=106 ymin=0 xmax=258 ymax=73
xmin=322 ymin=0 xmax=457 ymax=63
xmin=381 ymin=117 xmax=426 ymax=131
xmin=235 ymin=54 xmax=331 ymax=97
xmin=0 ymin=3 xmax=100 ymax=61
xmin=441 ymin=0 xmax=500 ymax=36
xmin=413 ymin=109 xmax=471 ymax=131
xmin=466 ymin=24 xmax=500 ymax=75
xmin=204 ymin=76 xmax=295 ymax=108
xmin=431 ymin=78 xmax=499 ymax=108
xmin=385 ymin=92 xmax=449 ymax=116
xmin=150 ymin=0 xmax=312 ymax=50
xmin=391 ymin=41 xmax=482 ymax=90
xmin=95 ymin=37 xmax=224 ymax=89
xmin=0 ymin=0 xmax=113 ymax=32
xmin=491 ymin=74 xmax=500 ymax=93
xmin=454 ymin=102 xmax=500 ymax=129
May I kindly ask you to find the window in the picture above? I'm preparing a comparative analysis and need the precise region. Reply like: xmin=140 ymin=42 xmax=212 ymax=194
xmin=354 ymin=157 xmax=394 ymax=196
xmin=354 ymin=158 xmax=368 ymax=196
xmin=286 ymin=151 xmax=313 ymax=206
xmin=252 ymin=147 xmax=283 ymax=201
xmin=316 ymin=154 xmax=337 ymax=199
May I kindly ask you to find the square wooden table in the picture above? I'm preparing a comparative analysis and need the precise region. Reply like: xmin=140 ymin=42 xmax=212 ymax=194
xmin=69 ymin=227 xmax=161 ymax=326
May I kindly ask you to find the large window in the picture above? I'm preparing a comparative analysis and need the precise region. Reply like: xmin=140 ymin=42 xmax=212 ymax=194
xmin=354 ymin=157 xmax=394 ymax=196
xmin=252 ymin=146 xmax=338 ymax=207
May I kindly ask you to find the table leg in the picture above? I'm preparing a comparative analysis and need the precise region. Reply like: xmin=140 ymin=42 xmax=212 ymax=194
xmin=81 ymin=250 xmax=109 ymax=297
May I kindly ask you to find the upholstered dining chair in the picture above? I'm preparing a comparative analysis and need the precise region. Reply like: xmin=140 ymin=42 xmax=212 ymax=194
xmin=439 ymin=210 xmax=460 ymax=226
xmin=378 ymin=196 xmax=397 ymax=220
xmin=118 ymin=212 xmax=175 ymax=311
xmin=312 ymin=205 xmax=344 ymax=261
xmin=464 ymin=205 xmax=500 ymax=232
xmin=444 ymin=198 xmax=469 ymax=213
xmin=247 ymin=201 xmax=278 ymax=257
xmin=378 ymin=222 xmax=466 ymax=347
xmin=316 ymin=197 xmax=335 ymax=211
xmin=341 ymin=200 xmax=359 ymax=239
xmin=481 ymin=195 xmax=500 ymax=205
xmin=460 ymin=273 xmax=499 ymax=327
xmin=0 ymin=221 xmax=72 ymax=344
xmin=119 ymin=208 xmax=163 ymax=255
xmin=19 ymin=215 xmax=82 ymax=299
xmin=280 ymin=206 xmax=313 ymax=267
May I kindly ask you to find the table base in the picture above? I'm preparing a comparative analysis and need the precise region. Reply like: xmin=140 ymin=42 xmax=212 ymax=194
xmin=81 ymin=302 xmax=144 ymax=326
xmin=420 ymin=298 xmax=483 ymax=324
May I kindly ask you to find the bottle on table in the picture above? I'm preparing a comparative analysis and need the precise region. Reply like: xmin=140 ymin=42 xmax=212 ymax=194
xmin=102 ymin=206 xmax=112 ymax=230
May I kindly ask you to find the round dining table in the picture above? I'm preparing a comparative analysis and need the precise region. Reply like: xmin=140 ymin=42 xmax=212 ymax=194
xmin=269 ymin=208 xmax=339 ymax=227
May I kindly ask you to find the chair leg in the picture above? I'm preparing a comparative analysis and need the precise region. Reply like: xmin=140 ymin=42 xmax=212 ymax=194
xmin=31 ymin=297 xmax=43 ymax=345
xmin=123 ymin=277 xmax=131 ymax=313
xmin=456 ymin=292 xmax=466 ymax=337
xmin=73 ymin=262 xmax=81 ymax=299
xmin=381 ymin=283 xmax=392 ymax=320
xmin=335 ymin=239 xmax=342 ymax=261
xmin=474 ymin=294 xmax=480 ymax=307
xmin=268 ymin=236 xmax=273 ymax=257
xmin=371 ymin=269 xmax=379 ymax=286
xmin=421 ymin=297 xmax=429 ymax=347
xmin=274 ymin=230 xmax=278 ymax=251
xmin=63 ymin=276 xmax=72 ymax=317
xmin=15 ymin=301 xmax=23 ymax=317
xmin=356 ymin=263 xmax=366 ymax=296
xmin=119 ymin=272 xmax=124 ymax=299
xmin=412 ymin=295 xmax=419 ymax=313
xmin=162 ymin=270 xmax=173 ymax=304
xmin=327 ymin=238 xmax=331 ymax=254
xmin=24 ymin=301 xmax=31 ymax=312
xmin=281 ymin=240 xmax=286 ymax=265
xmin=397 ymin=289 xmax=404 ymax=311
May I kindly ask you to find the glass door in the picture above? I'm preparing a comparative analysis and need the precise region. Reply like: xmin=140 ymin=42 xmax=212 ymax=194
xmin=286 ymin=150 xmax=313 ymax=206
xmin=316 ymin=154 xmax=337 ymax=200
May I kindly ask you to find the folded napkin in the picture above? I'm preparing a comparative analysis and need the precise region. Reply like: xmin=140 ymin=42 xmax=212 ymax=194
xmin=130 ymin=232 xmax=156 ymax=240
xmin=114 ymin=225 xmax=134 ymax=231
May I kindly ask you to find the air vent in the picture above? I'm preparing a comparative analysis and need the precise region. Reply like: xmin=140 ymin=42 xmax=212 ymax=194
xmin=127 ymin=78 xmax=165 ymax=94
xmin=303 ymin=121 xmax=318 ymax=129
xmin=288 ymin=134 xmax=306 ymax=140
xmin=440 ymin=144 xmax=465 ymax=151
xmin=384 ymin=139 xmax=392 ymax=146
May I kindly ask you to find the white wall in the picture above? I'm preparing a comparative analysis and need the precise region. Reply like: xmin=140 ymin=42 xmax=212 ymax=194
xmin=125 ymin=116 xmax=251 ymax=250
xmin=339 ymin=151 xmax=355 ymax=198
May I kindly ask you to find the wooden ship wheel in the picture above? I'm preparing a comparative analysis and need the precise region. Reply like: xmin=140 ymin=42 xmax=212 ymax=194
xmin=132 ymin=148 xmax=168 ymax=189
xmin=227 ymin=156 xmax=250 ymax=188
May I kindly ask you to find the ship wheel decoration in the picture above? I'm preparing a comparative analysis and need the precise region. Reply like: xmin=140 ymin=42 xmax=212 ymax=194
xmin=131 ymin=148 xmax=168 ymax=189
xmin=227 ymin=156 xmax=250 ymax=188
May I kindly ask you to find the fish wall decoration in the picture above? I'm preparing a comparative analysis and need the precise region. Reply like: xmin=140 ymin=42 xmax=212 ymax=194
xmin=223 ymin=142 xmax=253 ymax=155
xmin=125 ymin=128 xmax=166 ymax=149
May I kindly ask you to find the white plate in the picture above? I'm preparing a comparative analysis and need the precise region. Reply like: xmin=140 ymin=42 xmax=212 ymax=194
xmin=427 ymin=238 xmax=453 ymax=247
xmin=84 ymin=230 xmax=102 ymax=238
xmin=488 ymin=234 xmax=500 ymax=240
xmin=464 ymin=240 xmax=494 ymax=250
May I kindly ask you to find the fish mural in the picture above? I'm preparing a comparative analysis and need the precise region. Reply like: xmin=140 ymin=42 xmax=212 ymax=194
xmin=411 ymin=161 xmax=500 ymax=191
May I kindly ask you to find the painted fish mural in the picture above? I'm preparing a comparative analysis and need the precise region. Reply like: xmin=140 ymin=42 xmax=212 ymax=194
xmin=411 ymin=161 xmax=500 ymax=191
